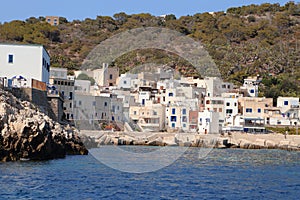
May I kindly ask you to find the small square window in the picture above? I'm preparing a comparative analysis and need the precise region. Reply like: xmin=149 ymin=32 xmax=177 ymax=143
xmin=258 ymin=108 xmax=261 ymax=113
xmin=171 ymin=116 xmax=177 ymax=122
xmin=8 ymin=54 xmax=13 ymax=63
xmin=284 ymin=101 xmax=289 ymax=106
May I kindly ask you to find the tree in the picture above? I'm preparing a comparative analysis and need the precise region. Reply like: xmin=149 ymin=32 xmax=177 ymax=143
xmin=77 ymin=73 xmax=96 ymax=85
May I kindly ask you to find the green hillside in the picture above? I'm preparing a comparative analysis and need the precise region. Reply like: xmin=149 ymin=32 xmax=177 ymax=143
xmin=0 ymin=2 xmax=299 ymax=98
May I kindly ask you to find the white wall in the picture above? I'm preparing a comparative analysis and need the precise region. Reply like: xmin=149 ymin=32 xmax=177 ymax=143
xmin=0 ymin=44 xmax=50 ymax=87
xmin=198 ymin=110 xmax=219 ymax=134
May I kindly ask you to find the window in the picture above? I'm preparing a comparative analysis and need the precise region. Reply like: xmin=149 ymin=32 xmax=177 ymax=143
xmin=258 ymin=108 xmax=261 ymax=113
xmin=226 ymin=102 xmax=230 ymax=106
xmin=70 ymin=103 xmax=72 ymax=108
xmin=172 ymin=108 xmax=176 ymax=114
xmin=284 ymin=101 xmax=289 ymax=106
xmin=246 ymin=108 xmax=253 ymax=113
xmin=47 ymin=18 xmax=51 ymax=22
xmin=123 ymin=80 xmax=127 ymax=84
xmin=182 ymin=116 xmax=187 ymax=122
xmin=168 ymin=92 xmax=174 ymax=97
xmin=104 ymin=102 xmax=108 ymax=106
xmin=79 ymin=101 xmax=82 ymax=106
xmin=134 ymin=111 xmax=137 ymax=115
xmin=109 ymin=74 xmax=113 ymax=79
xmin=171 ymin=116 xmax=177 ymax=122
xmin=250 ymin=89 xmax=255 ymax=94
xmin=172 ymin=123 xmax=175 ymax=128
xmin=69 ymin=92 xmax=73 ymax=100
xmin=226 ymin=109 xmax=233 ymax=114
xmin=206 ymin=118 xmax=210 ymax=123
xmin=142 ymin=99 xmax=145 ymax=105
xmin=54 ymin=80 xmax=57 ymax=84
xmin=182 ymin=108 xmax=186 ymax=115
xmin=8 ymin=54 xmax=13 ymax=63
xmin=219 ymin=108 xmax=223 ymax=112
xmin=183 ymin=123 xmax=186 ymax=128
xmin=153 ymin=111 xmax=157 ymax=115
xmin=92 ymin=101 xmax=96 ymax=106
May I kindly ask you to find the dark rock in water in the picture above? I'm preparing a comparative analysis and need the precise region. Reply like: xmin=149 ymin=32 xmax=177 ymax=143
xmin=0 ymin=89 xmax=88 ymax=162
xmin=147 ymin=140 xmax=166 ymax=146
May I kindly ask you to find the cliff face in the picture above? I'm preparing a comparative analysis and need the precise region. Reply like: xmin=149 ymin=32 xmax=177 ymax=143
xmin=0 ymin=89 xmax=88 ymax=162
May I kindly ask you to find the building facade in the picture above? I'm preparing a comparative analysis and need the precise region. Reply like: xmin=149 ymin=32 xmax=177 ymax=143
xmin=0 ymin=44 xmax=50 ymax=87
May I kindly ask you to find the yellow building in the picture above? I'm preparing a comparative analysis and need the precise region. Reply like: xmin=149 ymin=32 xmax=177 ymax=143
xmin=46 ymin=16 xmax=59 ymax=26
xmin=238 ymin=97 xmax=273 ymax=118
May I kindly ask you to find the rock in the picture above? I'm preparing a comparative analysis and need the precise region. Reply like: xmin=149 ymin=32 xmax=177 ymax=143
xmin=0 ymin=88 xmax=88 ymax=162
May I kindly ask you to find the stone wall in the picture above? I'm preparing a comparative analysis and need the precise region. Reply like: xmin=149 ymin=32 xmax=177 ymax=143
xmin=7 ymin=88 xmax=62 ymax=123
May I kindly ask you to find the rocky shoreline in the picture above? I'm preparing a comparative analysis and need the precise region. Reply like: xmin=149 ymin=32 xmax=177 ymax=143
xmin=0 ymin=89 xmax=88 ymax=162
xmin=81 ymin=130 xmax=300 ymax=151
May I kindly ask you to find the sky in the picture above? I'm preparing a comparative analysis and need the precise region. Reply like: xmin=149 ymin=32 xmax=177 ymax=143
xmin=0 ymin=0 xmax=296 ymax=23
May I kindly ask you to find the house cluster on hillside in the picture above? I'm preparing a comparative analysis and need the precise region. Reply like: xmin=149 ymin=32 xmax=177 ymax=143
xmin=0 ymin=43 xmax=299 ymax=133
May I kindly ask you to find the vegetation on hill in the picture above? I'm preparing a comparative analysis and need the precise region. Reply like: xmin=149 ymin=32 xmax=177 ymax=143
xmin=0 ymin=2 xmax=299 ymax=99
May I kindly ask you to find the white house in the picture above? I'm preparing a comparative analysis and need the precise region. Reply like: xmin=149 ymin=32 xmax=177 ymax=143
xmin=117 ymin=73 xmax=138 ymax=90
xmin=240 ymin=76 xmax=260 ymax=97
xmin=222 ymin=93 xmax=241 ymax=126
xmin=277 ymin=97 xmax=299 ymax=113
xmin=75 ymin=80 xmax=91 ymax=94
xmin=198 ymin=110 xmax=219 ymax=134
xmin=0 ymin=43 xmax=50 ymax=87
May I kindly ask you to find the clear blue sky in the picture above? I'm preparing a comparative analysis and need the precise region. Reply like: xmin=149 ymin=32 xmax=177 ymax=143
xmin=0 ymin=0 xmax=295 ymax=23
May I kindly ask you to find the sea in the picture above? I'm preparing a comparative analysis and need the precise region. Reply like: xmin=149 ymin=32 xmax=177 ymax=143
xmin=0 ymin=147 xmax=299 ymax=200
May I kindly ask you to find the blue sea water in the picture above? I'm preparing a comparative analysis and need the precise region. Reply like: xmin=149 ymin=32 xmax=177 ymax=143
xmin=0 ymin=147 xmax=299 ymax=200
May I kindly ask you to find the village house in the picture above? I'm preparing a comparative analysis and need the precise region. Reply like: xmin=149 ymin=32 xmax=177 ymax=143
xmin=129 ymin=100 xmax=166 ymax=132
xmin=46 ymin=16 xmax=59 ymax=26
xmin=0 ymin=43 xmax=50 ymax=88
xmin=49 ymin=67 xmax=75 ymax=120
xmin=240 ymin=76 xmax=261 ymax=97
xmin=198 ymin=110 xmax=220 ymax=134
